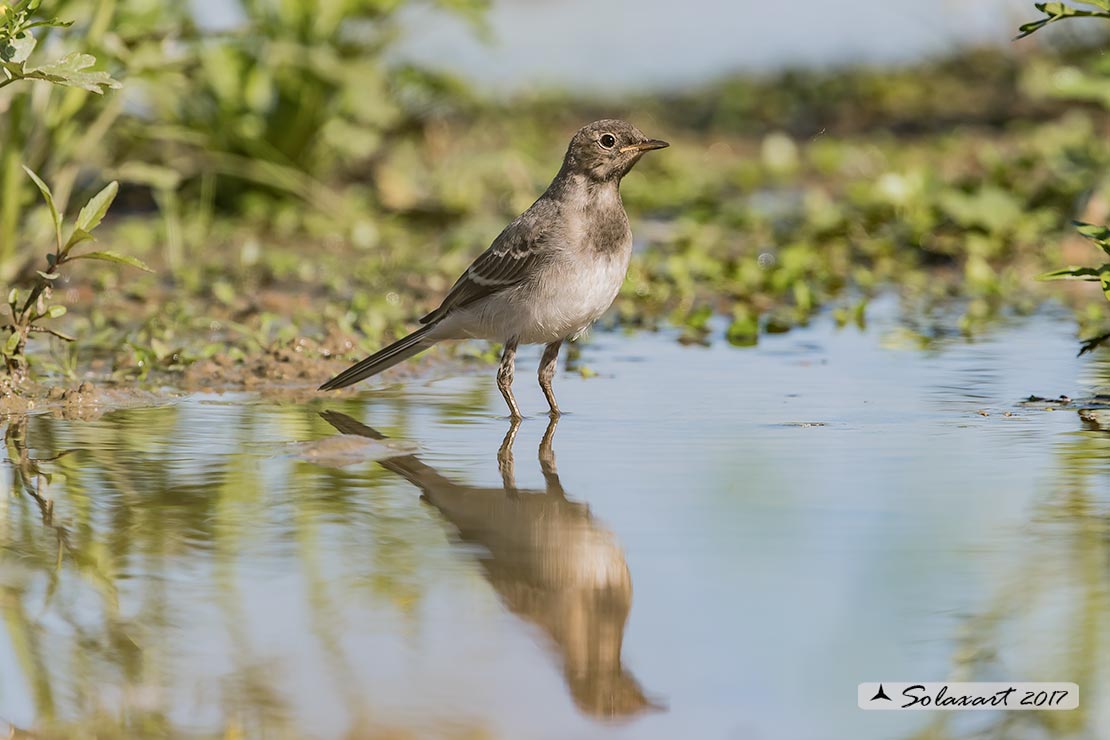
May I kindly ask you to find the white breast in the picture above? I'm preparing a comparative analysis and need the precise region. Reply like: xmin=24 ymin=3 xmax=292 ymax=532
xmin=434 ymin=246 xmax=631 ymax=345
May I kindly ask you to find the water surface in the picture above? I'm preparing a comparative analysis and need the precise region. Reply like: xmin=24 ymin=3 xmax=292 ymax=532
xmin=2 ymin=299 xmax=1108 ymax=739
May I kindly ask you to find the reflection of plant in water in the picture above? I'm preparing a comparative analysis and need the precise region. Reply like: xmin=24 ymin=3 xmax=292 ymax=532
xmin=900 ymin=409 xmax=1109 ymax=740
xmin=0 ymin=401 xmax=487 ymax=737
xmin=4 ymin=414 xmax=65 ymax=521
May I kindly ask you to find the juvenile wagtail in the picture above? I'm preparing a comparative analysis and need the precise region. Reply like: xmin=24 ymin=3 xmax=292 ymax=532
xmin=319 ymin=120 xmax=669 ymax=418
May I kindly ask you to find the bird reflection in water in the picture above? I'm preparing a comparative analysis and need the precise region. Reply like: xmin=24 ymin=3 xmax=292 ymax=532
xmin=320 ymin=411 xmax=660 ymax=719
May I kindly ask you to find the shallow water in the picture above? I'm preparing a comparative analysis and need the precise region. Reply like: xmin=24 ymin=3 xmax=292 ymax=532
xmin=2 ymin=298 xmax=1109 ymax=739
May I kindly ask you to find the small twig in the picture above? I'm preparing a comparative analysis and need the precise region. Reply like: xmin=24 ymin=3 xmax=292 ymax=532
xmin=28 ymin=326 xmax=75 ymax=342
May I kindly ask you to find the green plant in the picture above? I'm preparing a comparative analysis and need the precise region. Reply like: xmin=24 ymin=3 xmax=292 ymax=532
xmin=128 ymin=0 xmax=484 ymax=227
xmin=1041 ymin=223 xmax=1110 ymax=353
xmin=2 ymin=167 xmax=149 ymax=382
xmin=1018 ymin=1 xmax=1110 ymax=352
xmin=1018 ymin=1 xmax=1110 ymax=38
xmin=0 ymin=0 xmax=118 ymax=91
xmin=0 ymin=0 xmax=121 ymax=276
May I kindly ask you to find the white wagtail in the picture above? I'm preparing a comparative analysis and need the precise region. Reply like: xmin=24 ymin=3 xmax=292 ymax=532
xmin=319 ymin=119 xmax=669 ymax=417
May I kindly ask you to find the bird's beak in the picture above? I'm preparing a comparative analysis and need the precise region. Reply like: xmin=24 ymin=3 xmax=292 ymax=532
xmin=620 ymin=138 xmax=669 ymax=153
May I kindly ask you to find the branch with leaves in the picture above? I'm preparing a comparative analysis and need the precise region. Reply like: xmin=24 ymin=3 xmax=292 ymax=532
xmin=1040 ymin=223 xmax=1110 ymax=354
xmin=2 ymin=168 xmax=151 ymax=381
xmin=0 ymin=0 xmax=119 ymax=92
xmin=1017 ymin=0 xmax=1110 ymax=38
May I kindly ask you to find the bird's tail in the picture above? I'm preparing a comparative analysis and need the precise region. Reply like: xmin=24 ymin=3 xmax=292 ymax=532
xmin=318 ymin=323 xmax=437 ymax=391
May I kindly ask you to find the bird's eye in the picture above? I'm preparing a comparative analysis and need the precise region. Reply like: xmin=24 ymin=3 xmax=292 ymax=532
xmin=599 ymin=133 xmax=616 ymax=149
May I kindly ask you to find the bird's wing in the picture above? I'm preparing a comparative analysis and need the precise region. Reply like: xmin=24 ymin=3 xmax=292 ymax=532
xmin=420 ymin=212 xmax=554 ymax=325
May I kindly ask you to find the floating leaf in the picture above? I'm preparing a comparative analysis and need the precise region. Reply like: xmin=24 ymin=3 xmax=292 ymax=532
xmin=70 ymin=250 xmax=153 ymax=272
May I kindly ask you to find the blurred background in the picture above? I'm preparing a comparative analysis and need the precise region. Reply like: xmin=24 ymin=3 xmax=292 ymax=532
xmin=394 ymin=0 xmax=1035 ymax=91
xmin=1 ymin=0 xmax=1108 ymax=377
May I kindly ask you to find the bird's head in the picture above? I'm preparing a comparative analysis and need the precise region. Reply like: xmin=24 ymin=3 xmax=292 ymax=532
xmin=561 ymin=119 xmax=668 ymax=183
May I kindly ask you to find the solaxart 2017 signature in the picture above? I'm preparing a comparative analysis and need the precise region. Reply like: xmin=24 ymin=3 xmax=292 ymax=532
xmin=858 ymin=682 xmax=1079 ymax=711
xmin=900 ymin=684 xmax=1071 ymax=709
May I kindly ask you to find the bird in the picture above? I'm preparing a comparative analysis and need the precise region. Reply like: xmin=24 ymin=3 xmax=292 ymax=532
xmin=318 ymin=119 xmax=669 ymax=418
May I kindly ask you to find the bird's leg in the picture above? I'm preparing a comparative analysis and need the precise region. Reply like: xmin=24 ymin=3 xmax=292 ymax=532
xmin=497 ymin=338 xmax=522 ymax=419
xmin=538 ymin=415 xmax=565 ymax=497
xmin=538 ymin=340 xmax=563 ymax=416
xmin=497 ymin=416 xmax=521 ymax=492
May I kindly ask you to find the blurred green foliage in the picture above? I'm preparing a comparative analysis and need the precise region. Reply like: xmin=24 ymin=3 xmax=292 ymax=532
xmin=122 ymin=0 xmax=485 ymax=229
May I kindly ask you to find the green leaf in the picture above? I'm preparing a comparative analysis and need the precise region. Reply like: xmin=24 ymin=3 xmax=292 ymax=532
xmin=4 ymin=332 xmax=21 ymax=356
xmin=46 ymin=305 xmax=66 ymax=319
xmin=35 ymin=270 xmax=59 ymax=280
xmin=63 ymin=228 xmax=94 ymax=251
xmin=7 ymin=288 xmax=18 ymax=308
xmin=1074 ymin=221 xmax=1110 ymax=242
xmin=1073 ymin=221 xmax=1110 ymax=256
xmin=20 ymin=18 xmax=74 ymax=33
xmin=70 ymin=250 xmax=153 ymax=272
xmin=22 ymin=52 xmax=121 ymax=94
xmin=1039 ymin=266 xmax=1103 ymax=280
xmin=1016 ymin=19 xmax=1051 ymax=38
xmin=74 ymin=181 xmax=118 ymax=233
xmin=22 ymin=166 xmax=61 ymax=242
xmin=1 ymin=31 xmax=36 ymax=64
xmin=1041 ymin=1 xmax=1074 ymax=15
